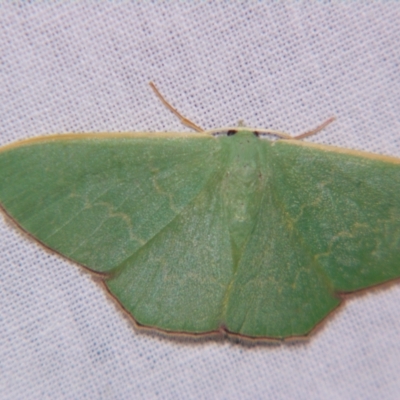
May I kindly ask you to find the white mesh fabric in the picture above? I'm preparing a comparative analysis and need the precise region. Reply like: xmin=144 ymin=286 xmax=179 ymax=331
xmin=1 ymin=3 xmax=400 ymax=399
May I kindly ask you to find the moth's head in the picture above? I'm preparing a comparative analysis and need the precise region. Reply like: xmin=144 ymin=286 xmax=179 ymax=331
xmin=208 ymin=124 xmax=282 ymax=142
xmin=211 ymin=129 xmax=259 ymax=139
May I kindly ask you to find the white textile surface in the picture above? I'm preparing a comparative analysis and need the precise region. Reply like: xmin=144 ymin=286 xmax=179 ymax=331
xmin=1 ymin=3 xmax=400 ymax=399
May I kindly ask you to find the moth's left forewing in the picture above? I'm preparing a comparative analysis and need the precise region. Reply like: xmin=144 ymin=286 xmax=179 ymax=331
xmin=224 ymin=138 xmax=400 ymax=338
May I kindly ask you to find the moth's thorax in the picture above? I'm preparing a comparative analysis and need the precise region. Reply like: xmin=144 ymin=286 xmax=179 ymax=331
xmin=220 ymin=131 xmax=267 ymax=263
xmin=222 ymin=130 xmax=261 ymax=177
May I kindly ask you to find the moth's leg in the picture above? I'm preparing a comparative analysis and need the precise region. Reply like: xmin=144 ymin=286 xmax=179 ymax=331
xmin=149 ymin=82 xmax=204 ymax=132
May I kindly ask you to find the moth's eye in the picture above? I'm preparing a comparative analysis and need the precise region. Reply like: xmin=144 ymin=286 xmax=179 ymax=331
xmin=212 ymin=130 xmax=237 ymax=137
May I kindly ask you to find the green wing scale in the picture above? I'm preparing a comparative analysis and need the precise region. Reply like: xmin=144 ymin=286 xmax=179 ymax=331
xmin=0 ymin=131 xmax=399 ymax=339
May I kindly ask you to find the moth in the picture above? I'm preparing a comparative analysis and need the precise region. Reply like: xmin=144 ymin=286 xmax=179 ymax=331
xmin=1 ymin=83 xmax=399 ymax=340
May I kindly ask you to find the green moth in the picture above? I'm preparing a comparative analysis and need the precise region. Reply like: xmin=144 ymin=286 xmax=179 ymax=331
xmin=0 ymin=83 xmax=399 ymax=341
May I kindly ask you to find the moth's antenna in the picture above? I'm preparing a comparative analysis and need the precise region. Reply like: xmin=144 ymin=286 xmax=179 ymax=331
xmin=149 ymin=82 xmax=204 ymax=132
xmin=292 ymin=117 xmax=336 ymax=140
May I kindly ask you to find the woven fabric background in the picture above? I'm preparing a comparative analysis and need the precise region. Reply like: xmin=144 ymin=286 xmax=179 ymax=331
xmin=1 ymin=3 xmax=400 ymax=399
